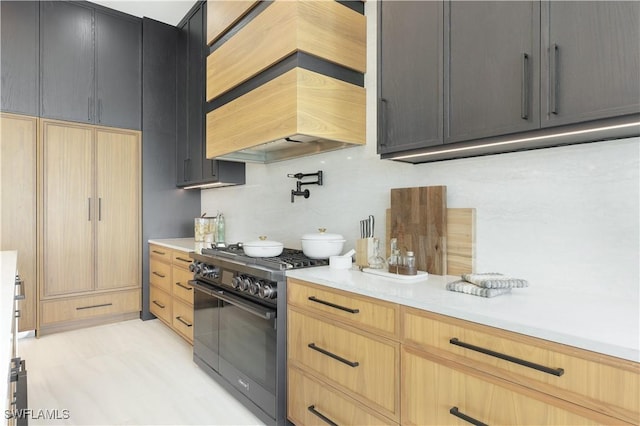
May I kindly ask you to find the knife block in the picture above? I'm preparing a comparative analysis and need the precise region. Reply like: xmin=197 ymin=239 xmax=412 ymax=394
xmin=355 ymin=238 xmax=374 ymax=268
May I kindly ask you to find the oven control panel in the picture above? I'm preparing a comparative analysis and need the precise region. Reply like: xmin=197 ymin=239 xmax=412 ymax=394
xmin=231 ymin=275 xmax=277 ymax=299
xmin=190 ymin=261 xmax=277 ymax=300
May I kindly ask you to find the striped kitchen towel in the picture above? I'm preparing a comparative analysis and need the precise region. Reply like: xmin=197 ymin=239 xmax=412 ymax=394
xmin=461 ymin=273 xmax=529 ymax=289
xmin=446 ymin=280 xmax=512 ymax=298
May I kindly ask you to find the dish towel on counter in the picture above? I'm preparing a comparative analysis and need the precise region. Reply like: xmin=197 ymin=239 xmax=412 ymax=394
xmin=447 ymin=273 xmax=529 ymax=298
xmin=461 ymin=273 xmax=529 ymax=289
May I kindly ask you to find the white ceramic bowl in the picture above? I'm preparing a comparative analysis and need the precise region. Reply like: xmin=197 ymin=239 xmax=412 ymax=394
xmin=301 ymin=229 xmax=346 ymax=259
xmin=244 ymin=237 xmax=284 ymax=257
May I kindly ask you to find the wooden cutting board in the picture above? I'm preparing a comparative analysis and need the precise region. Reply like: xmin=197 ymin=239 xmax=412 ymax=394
xmin=386 ymin=207 xmax=476 ymax=275
xmin=389 ymin=186 xmax=447 ymax=275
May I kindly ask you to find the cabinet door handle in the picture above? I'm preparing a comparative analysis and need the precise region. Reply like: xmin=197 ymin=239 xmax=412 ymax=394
xmin=15 ymin=309 xmax=21 ymax=319
xmin=449 ymin=407 xmax=488 ymax=426
xmin=307 ymin=405 xmax=338 ymax=426
xmin=307 ymin=296 xmax=359 ymax=314
xmin=152 ymin=271 xmax=166 ymax=278
xmin=449 ymin=338 xmax=564 ymax=376
xmin=152 ymin=250 xmax=166 ymax=255
xmin=550 ymin=43 xmax=559 ymax=115
xmin=184 ymin=159 xmax=190 ymax=182
xmin=521 ymin=53 xmax=529 ymax=120
xmin=98 ymin=99 xmax=102 ymax=123
xmin=308 ymin=343 xmax=359 ymax=368
xmin=98 ymin=198 xmax=102 ymax=221
xmin=175 ymin=282 xmax=193 ymax=291
xmin=88 ymin=97 xmax=92 ymax=121
xmin=379 ymin=97 xmax=388 ymax=147
xmin=88 ymin=198 xmax=91 ymax=221
xmin=176 ymin=316 xmax=193 ymax=327
xmin=152 ymin=300 xmax=165 ymax=309
xmin=76 ymin=303 xmax=113 ymax=310
xmin=14 ymin=277 xmax=25 ymax=301
xmin=175 ymin=256 xmax=192 ymax=264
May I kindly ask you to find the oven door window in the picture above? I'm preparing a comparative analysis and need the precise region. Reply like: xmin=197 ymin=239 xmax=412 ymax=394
xmin=219 ymin=299 xmax=277 ymax=394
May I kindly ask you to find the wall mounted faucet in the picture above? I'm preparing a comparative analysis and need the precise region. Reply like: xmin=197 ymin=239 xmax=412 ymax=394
xmin=288 ymin=171 xmax=323 ymax=203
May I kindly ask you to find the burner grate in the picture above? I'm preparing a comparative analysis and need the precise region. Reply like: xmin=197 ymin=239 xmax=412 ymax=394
xmin=201 ymin=246 xmax=328 ymax=270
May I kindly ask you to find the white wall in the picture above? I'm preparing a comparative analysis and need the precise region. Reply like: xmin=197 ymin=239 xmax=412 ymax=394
xmin=202 ymin=1 xmax=639 ymax=301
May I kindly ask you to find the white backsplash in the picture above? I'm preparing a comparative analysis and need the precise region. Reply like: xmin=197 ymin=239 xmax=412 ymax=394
xmin=202 ymin=1 xmax=639 ymax=301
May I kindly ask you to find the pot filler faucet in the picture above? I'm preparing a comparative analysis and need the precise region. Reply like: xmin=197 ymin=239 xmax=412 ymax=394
xmin=288 ymin=170 xmax=323 ymax=203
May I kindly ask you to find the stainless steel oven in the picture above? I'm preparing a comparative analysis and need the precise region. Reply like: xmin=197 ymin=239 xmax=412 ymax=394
xmin=190 ymin=246 xmax=327 ymax=426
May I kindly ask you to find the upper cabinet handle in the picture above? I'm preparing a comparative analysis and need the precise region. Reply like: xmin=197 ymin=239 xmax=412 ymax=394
xmin=379 ymin=98 xmax=388 ymax=147
xmin=308 ymin=296 xmax=359 ymax=314
xmin=521 ymin=53 xmax=529 ymax=120
xmin=550 ymin=44 xmax=559 ymax=115
xmin=449 ymin=338 xmax=565 ymax=376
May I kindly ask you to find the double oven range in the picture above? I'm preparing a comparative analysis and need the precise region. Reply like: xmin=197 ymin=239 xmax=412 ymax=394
xmin=189 ymin=245 xmax=327 ymax=425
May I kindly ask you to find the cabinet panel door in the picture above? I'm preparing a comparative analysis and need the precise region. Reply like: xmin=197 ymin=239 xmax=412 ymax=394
xmin=541 ymin=1 xmax=640 ymax=127
xmin=43 ymin=121 xmax=94 ymax=296
xmin=95 ymin=129 xmax=140 ymax=290
xmin=95 ymin=11 xmax=142 ymax=130
xmin=378 ymin=1 xmax=443 ymax=154
xmin=446 ymin=1 xmax=540 ymax=143
xmin=188 ymin=6 xmax=205 ymax=183
xmin=0 ymin=1 xmax=39 ymax=115
xmin=0 ymin=114 xmax=37 ymax=330
xmin=40 ymin=1 xmax=94 ymax=124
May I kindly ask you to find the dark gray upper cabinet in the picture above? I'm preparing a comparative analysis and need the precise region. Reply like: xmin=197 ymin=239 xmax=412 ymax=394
xmin=95 ymin=11 xmax=142 ymax=130
xmin=378 ymin=1 xmax=443 ymax=155
xmin=0 ymin=1 xmax=39 ymax=116
xmin=541 ymin=1 xmax=640 ymax=127
xmin=446 ymin=1 xmax=540 ymax=143
xmin=40 ymin=1 xmax=141 ymax=130
xmin=40 ymin=1 xmax=95 ymax=123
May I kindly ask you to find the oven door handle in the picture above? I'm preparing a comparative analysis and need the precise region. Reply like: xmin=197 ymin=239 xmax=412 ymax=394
xmin=191 ymin=280 xmax=276 ymax=320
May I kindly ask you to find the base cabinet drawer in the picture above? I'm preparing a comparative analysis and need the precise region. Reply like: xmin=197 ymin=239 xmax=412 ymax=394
xmin=288 ymin=308 xmax=399 ymax=419
xmin=172 ymin=267 xmax=194 ymax=304
xmin=288 ymin=367 xmax=396 ymax=426
xmin=401 ymin=347 xmax=618 ymax=426
xmin=172 ymin=298 xmax=193 ymax=342
xmin=149 ymin=258 xmax=171 ymax=292
xmin=40 ymin=289 xmax=140 ymax=325
xmin=150 ymin=285 xmax=172 ymax=325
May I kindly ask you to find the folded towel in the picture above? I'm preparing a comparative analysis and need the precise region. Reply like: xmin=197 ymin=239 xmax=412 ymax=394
xmin=446 ymin=280 xmax=512 ymax=298
xmin=461 ymin=273 xmax=529 ymax=289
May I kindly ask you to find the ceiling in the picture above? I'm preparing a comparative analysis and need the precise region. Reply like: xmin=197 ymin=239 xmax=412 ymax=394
xmin=91 ymin=1 xmax=196 ymax=26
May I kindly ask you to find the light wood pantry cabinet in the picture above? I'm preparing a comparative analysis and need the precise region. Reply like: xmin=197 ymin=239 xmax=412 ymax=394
xmin=39 ymin=119 xmax=141 ymax=335
xmin=0 ymin=113 xmax=37 ymax=331
xmin=287 ymin=278 xmax=400 ymax=425
xmin=149 ymin=244 xmax=194 ymax=344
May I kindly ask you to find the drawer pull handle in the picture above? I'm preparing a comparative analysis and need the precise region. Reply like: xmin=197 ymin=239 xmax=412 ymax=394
xmin=308 ymin=296 xmax=359 ymax=314
xmin=176 ymin=316 xmax=193 ymax=327
xmin=449 ymin=338 xmax=565 ymax=377
xmin=308 ymin=405 xmax=338 ymax=426
xmin=175 ymin=256 xmax=192 ymax=263
xmin=308 ymin=343 xmax=359 ymax=368
xmin=152 ymin=271 xmax=166 ymax=278
xmin=152 ymin=300 xmax=165 ymax=309
xmin=449 ymin=406 xmax=488 ymax=426
xmin=152 ymin=250 xmax=166 ymax=255
xmin=175 ymin=282 xmax=193 ymax=291
xmin=76 ymin=303 xmax=113 ymax=310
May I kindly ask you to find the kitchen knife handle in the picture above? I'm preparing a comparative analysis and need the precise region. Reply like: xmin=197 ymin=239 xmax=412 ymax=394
xmin=449 ymin=338 xmax=564 ymax=376
xmin=521 ymin=53 xmax=529 ymax=120
xmin=307 ymin=405 xmax=338 ymax=426
xmin=550 ymin=44 xmax=559 ymax=115
xmin=449 ymin=407 xmax=488 ymax=426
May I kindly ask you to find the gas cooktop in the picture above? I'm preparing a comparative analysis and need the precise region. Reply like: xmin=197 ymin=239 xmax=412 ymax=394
xmin=200 ymin=244 xmax=328 ymax=271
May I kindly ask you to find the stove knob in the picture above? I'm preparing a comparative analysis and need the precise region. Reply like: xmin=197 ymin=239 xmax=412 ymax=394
xmin=259 ymin=283 xmax=277 ymax=299
xmin=189 ymin=262 xmax=197 ymax=273
xmin=240 ymin=277 xmax=253 ymax=292
xmin=191 ymin=262 xmax=202 ymax=275
xmin=202 ymin=265 xmax=218 ymax=279
xmin=231 ymin=275 xmax=242 ymax=289
xmin=249 ymin=280 xmax=261 ymax=295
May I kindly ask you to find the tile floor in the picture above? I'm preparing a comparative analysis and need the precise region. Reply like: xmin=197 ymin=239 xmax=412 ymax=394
xmin=18 ymin=319 xmax=265 ymax=426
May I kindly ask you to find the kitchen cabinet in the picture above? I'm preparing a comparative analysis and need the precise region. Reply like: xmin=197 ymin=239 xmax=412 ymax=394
xmin=287 ymin=279 xmax=400 ymax=425
xmin=0 ymin=1 xmax=39 ymax=116
xmin=39 ymin=119 xmax=141 ymax=334
xmin=378 ymin=1 xmax=443 ymax=154
xmin=148 ymin=244 xmax=194 ymax=344
xmin=0 ymin=113 xmax=37 ymax=332
xmin=177 ymin=2 xmax=245 ymax=188
xmin=446 ymin=1 xmax=540 ymax=143
xmin=40 ymin=1 xmax=141 ymax=130
xmin=541 ymin=1 xmax=640 ymax=127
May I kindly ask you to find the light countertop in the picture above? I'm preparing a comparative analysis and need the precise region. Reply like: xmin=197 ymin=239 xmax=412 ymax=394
xmin=1 ymin=250 xmax=18 ymax=412
xmin=286 ymin=266 xmax=640 ymax=363
xmin=148 ymin=238 xmax=201 ymax=253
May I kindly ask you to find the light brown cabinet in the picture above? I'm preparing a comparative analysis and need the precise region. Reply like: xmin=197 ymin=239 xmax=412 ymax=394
xmin=287 ymin=278 xmax=400 ymax=425
xmin=149 ymin=244 xmax=194 ymax=344
xmin=0 ymin=113 xmax=37 ymax=331
xmin=39 ymin=119 xmax=141 ymax=334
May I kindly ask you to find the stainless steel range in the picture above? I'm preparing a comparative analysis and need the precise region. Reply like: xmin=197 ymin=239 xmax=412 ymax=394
xmin=189 ymin=245 xmax=327 ymax=426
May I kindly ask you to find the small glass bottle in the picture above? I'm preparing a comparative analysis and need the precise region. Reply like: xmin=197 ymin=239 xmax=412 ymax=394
xmin=216 ymin=213 xmax=225 ymax=244
xmin=403 ymin=251 xmax=417 ymax=275
xmin=368 ymin=238 xmax=385 ymax=269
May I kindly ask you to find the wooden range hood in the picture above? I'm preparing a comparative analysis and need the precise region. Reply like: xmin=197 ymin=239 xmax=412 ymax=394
xmin=205 ymin=0 xmax=366 ymax=163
